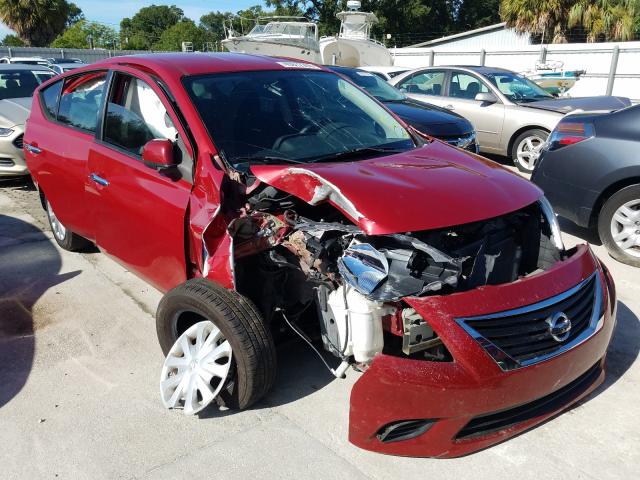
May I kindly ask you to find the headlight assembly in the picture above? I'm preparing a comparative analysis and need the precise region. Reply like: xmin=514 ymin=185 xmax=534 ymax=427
xmin=0 ymin=127 xmax=14 ymax=137
xmin=539 ymin=196 xmax=565 ymax=251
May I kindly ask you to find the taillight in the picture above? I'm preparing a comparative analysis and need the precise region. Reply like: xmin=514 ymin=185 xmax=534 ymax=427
xmin=547 ymin=121 xmax=594 ymax=151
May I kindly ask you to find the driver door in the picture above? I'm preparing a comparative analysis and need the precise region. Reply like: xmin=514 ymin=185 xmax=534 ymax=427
xmin=444 ymin=71 xmax=505 ymax=151
xmin=86 ymin=70 xmax=194 ymax=292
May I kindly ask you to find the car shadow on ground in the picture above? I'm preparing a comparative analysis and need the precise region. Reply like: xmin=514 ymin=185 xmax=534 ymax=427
xmin=590 ymin=301 xmax=639 ymax=394
xmin=198 ymin=338 xmax=336 ymax=418
xmin=0 ymin=214 xmax=80 ymax=409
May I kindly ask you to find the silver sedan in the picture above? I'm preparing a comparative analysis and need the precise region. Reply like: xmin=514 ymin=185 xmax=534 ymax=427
xmin=390 ymin=66 xmax=630 ymax=173
xmin=0 ymin=64 xmax=54 ymax=177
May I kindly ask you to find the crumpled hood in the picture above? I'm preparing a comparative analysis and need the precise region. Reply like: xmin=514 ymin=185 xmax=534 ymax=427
xmin=250 ymin=141 xmax=542 ymax=235
xmin=523 ymin=96 xmax=631 ymax=114
xmin=0 ymin=97 xmax=32 ymax=127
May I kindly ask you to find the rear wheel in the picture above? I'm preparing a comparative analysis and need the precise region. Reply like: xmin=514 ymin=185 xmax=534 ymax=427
xmin=511 ymin=129 xmax=548 ymax=174
xmin=156 ymin=279 xmax=277 ymax=410
xmin=45 ymin=199 xmax=90 ymax=251
xmin=598 ymin=185 xmax=640 ymax=267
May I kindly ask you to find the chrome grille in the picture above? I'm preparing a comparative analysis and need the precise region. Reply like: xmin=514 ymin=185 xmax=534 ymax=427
xmin=456 ymin=272 xmax=602 ymax=371
xmin=442 ymin=132 xmax=477 ymax=152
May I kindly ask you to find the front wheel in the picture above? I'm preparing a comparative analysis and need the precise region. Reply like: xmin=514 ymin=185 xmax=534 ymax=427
xmin=156 ymin=279 xmax=277 ymax=411
xmin=511 ymin=129 xmax=549 ymax=174
xmin=598 ymin=185 xmax=640 ymax=267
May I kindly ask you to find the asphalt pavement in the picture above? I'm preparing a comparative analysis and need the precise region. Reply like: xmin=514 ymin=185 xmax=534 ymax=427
xmin=0 ymin=174 xmax=638 ymax=480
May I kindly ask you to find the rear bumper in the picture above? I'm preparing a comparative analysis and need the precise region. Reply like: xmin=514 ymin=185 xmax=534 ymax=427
xmin=349 ymin=245 xmax=616 ymax=457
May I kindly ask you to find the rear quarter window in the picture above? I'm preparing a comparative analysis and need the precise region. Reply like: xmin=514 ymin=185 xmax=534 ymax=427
xmin=40 ymin=80 xmax=63 ymax=119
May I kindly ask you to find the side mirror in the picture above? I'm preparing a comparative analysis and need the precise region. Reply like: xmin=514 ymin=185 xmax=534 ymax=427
xmin=142 ymin=139 xmax=176 ymax=170
xmin=475 ymin=92 xmax=498 ymax=104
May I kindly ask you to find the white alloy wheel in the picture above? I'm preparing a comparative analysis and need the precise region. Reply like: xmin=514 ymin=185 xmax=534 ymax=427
xmin=160 ymin=320 xmax=233 ymax=415
xmin=46 ymin=200 xmax=67 ymax=241
xmin=610 ymin=199 xmax=640 ymax=258
xmin=515 ymin=134 xmax=546 ymax=172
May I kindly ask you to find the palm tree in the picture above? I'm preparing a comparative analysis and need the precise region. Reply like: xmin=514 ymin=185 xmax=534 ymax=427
xmin=500 ymin=0 xmax=576 ymax=43
xmin=569 ymin=0 xmax=639 ymax=41
xmin=0 ymin=0 xmax=74 ymax=46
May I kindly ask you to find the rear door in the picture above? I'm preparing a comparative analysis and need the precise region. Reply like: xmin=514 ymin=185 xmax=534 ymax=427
xmin=25 ymin=71 xmax=108 ymax=240
xmin=444 ymin=71 xmax=505 ymax=151
xmin=395 ymin=69 xmax=448 ymax=107
xmin=87 ymin=69 xmax=194 ymax=292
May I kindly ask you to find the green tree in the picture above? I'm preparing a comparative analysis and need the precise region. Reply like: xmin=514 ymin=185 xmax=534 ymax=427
xmin=457 ymin=0 xmax=501 ymax=30
xmin=500 ymin=0 xmax=577 ymax=43
xmin=0 ymin=0 xmax=81 ymax=46
xmin=569 ymin=0 xmax=639 ymax=41
xmin=0 ymin=34 xmax=25 ymax=47
xmin=152 ymin=19 xmax=213 ymax=51
xmin=66 ymin=2 xmax=84 ymax=27
xmin=51 ymin=20 xmax=118 ymax=49
xmin=120 ymin=4 xmax=184 ymax=50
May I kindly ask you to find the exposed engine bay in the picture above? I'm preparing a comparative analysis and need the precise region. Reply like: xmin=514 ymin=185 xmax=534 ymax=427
xmin=225 ymin=179 xmax=564 ymax=372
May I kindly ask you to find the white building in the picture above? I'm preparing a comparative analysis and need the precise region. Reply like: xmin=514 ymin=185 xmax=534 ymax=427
xmin=409 ymin=22 xmax=531 ymax=49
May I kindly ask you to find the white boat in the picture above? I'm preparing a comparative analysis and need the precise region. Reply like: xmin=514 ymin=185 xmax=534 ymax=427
xmin=522 ymin=60 xmax=586 ymax=96
xmin=319 ymin=1 xmax=393 ymax=67
xmin=222 ymin=16 xmax=321 ymax=63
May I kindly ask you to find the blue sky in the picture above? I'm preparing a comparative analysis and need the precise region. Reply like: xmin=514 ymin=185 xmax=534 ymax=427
xmin=1 ymin=0 xmax=265 ymax=37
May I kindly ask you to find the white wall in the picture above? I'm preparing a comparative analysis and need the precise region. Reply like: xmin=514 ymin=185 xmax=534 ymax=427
xmin=391 ymin=41 xmax=640 ymax=102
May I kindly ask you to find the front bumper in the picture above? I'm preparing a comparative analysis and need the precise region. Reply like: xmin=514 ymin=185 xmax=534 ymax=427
xmin=349 ymin=244 xmax=616 ymax=457
xmin=0 ymin=128 xmax=28 ymax=177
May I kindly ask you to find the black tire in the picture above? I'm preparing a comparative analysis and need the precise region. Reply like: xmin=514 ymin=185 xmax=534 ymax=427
xmin=156 ymin=279 xmax=277 ymax=410
xmin=511 ymin=128 xmax=549 ymax=174
xmin=45 ymin=198 xmax=91 ymax=251
xmin=597 ymin=185 xmax=640 ymax=268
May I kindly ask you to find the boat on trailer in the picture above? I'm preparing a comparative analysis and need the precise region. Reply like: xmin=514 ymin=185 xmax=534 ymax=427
xmin=222 ymin=16 xmax=321 ymax=63
xmin=319 ymin=1 xmax=393 ymax=67
xmin=522 ymin=60 xmax=586 ymax=96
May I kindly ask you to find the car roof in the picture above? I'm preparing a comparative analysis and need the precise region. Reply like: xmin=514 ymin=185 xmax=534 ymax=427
xmin=91 ymin=53 xmax=331 ymax=77
xmin=417 ymin=65 xmax=514 ymax=75
xmin=0 ymin=63 xmax=53 ymax=71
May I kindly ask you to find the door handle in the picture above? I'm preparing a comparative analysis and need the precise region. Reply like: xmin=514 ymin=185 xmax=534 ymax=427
xmin=444 ymin=104 xmax=455 ymax=110
xmin=89 ymin=173 xmax=109 ymax=187
xmin=24 ymin=143 xmax=42 ymax=154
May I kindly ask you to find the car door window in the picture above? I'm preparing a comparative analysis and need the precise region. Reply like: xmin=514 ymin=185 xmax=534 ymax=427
xmin=57 ymin=72 xmax=107 ymax=132
xmin=40 ymin=80 xmax=63 ymax=119
xmin=103 ymin=73 xmax=178 ymax=156
xmin=449 ymin=72 xmax=489 ymax=100
xmin=398 ymin=71 xmax=445 ymax=96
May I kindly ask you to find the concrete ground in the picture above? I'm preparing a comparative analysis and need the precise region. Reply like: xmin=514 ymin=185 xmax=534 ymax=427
xmin=0 ymin=172 xmax=638 ymax=480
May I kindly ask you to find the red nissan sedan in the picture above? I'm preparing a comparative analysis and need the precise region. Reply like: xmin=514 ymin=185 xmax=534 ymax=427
xmin=24 ymin=53 xmax=616 ymax=457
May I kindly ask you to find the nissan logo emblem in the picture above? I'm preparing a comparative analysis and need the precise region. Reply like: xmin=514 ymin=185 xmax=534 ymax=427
xmin=547 ymin=312 xmax=572 ymax=342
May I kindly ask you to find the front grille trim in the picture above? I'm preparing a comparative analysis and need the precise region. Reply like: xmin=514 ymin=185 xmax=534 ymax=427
xmin=456 ymin=271 xmax=603 ymax=371
xmin=456 ymin=361 xmax=602 ymax=440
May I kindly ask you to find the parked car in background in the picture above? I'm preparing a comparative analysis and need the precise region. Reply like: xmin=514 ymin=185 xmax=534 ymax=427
xmin=25 ymin=53 xmax=615 ymax=458
xmin=47 ymin=57 xmax=83 ymax=65
xmin=390 ymin=66 xmax=631 ymax=173
xmin=359 ymin=65 xmax=409 ymax=80
xmin=49 ymin=62 xmax=87 ymax=75
xmin=329 ymin=65 xmax=478 ymax=152
xmin=0 ymin=64 xmax=54 ymax=176
xmin=532 ymin=104 xmax=640 ymax=267
xmin=0 ymin=56 xmax=50 ymax=67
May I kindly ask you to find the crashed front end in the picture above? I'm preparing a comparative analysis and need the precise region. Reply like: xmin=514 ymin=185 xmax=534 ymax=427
xmin=195 ymin=152 xmax=615 ymax=458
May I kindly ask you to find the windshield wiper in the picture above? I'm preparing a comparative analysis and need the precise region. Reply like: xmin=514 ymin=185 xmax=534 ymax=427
xmin=307 ymin=146 xmax=407 ymax=163
xmin=233 ymin=155 xmax=305 ymax=165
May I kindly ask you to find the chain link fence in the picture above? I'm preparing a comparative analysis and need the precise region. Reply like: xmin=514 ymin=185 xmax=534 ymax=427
xmin=0 ymin=46 xmax=153 ymax=63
